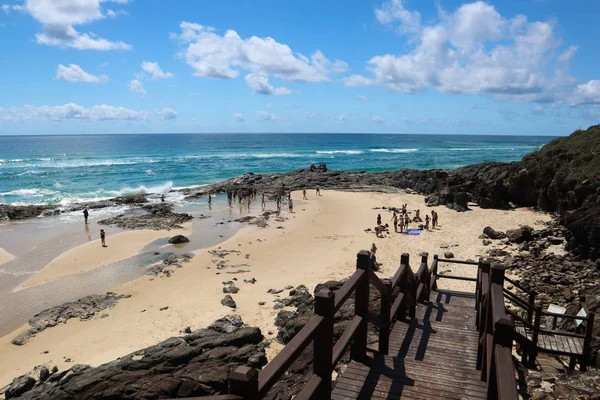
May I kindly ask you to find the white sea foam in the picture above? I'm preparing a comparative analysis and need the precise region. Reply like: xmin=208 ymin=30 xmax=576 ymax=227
xmin=252 ymin=153 xmax=299 ymax=158
xmin=370 ymin=148 xmax=419 ymax=153
xmin=315 ymin=150 xmax=364 ymax=155
xmin=0 ymin=188 xmax=56 ymax=197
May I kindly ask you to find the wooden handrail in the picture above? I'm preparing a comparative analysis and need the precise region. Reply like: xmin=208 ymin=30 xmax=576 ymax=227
xmin=437 ymin=258 xmax=479 ymax=265
xmin=541 ymin=310 xmax=589 ymax=321
xmin=436 ymin=274 xmax=478 ymax=282
xmin=537 ymin=328 xmax=586 ymax=339
xmin=504 ymin=276 xmax=531 ymax=294
xmin=332 ymin=316 xmax=362 ymax=367
xmin=257 ymin=315 xmax=324 ymax=396
xmin=333 ymin=269 xmax=364 ymax=312
xmin=293 ymin=374 xmax=322 ymax=400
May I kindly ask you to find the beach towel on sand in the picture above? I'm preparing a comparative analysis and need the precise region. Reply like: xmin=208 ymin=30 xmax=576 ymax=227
xmin=403 ymin=229 xmax=422 ymax=235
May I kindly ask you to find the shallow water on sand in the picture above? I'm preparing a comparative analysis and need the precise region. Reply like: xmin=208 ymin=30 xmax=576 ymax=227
xmin=0 ymin=195 xmax=251 ymax=337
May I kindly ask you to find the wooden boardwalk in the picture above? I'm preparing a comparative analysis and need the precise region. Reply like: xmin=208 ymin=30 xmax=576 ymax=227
xmin=332 ymin=289 xmax=488 ymax=399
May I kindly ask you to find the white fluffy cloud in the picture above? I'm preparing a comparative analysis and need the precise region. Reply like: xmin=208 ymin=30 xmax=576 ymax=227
xmin=256 ymin=111 xmax=276 ymax=121
xmin=56 ymin=64 xmax=108 ymax=83
xmin=158 ymin=108 xmax=177 ymax=120
xmin=22 ymin=0 xmax=131 ymax=50
xmin=349 ymin=1 xmax=581 ymax=104
xmin=371 ymin=115 xmax=384 ymax=123
xmin=244 ymin=73 xmax=291 ymax=95
xmin=375 ymin=0 xmax=421 ymax=35
xmin=141 ymin=61 xmax=174 ymax=80
xmin=303 ymin=111 xmax=316 ymax=120
xmin=571 ymin=80 xmax=600 ymax=105
xmin=0 ymin=103 xmax=175 ymax=122
xmin=128 ymin=79 xmax=146 ymax=95
xmin=234 ymin=113 xmax=245 ymax=122
xmin=173 ymin=22 xmax=347 ymax=93
xmin=2 ymin=4 xmax=25 ymax=13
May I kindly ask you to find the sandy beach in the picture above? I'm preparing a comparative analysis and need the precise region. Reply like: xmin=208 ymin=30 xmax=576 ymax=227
xmin=0 ymin=248 xmax=15 ymax=266
xmin=0 ymin=190 xmax=551 ymax=387
xmin=20 ymin=225 xmax=191 ymax=289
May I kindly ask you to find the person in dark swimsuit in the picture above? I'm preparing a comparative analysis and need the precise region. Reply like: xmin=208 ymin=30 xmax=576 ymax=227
xmin=377 ymin=214 xmax=382 ymax=226
xmin=391 ymin=212 xmax=399 ymax=233
xmin=83 ymin=208 xmax=89 ymax=224
xmin=100 ymin=229 xmax=107 ymax=247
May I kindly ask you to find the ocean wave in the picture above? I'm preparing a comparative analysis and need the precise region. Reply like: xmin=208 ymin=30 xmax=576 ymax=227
xmin=315 ymin=150 xmax=364 ymax=155
xmin=370 ymin=148 xmax=419 ymax=153
xmin=446 ymin=146 xmax=530 ymax=151
xmin=0 ymin=188 xmax=57 ymax=197
xmin=251 ymin=153 xmax=299 ymax=158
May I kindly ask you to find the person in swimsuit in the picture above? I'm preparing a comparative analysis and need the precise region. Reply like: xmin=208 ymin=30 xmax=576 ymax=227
xmin=404 ymin=214 xmax=410 ymax=227
xmin=161 ymin=194 xmax=166 ymax=202
xmin=288 ymin=197 xmax=293 ymax=213
xmin=83 ymin=208 xmax=89 ymax=224
xmin=432 ymin=211 xmax=438 ymax=229
xmin=261 ymin=193 xmax=266 ymax=209
xmin=303 ymin=189 xmax=307 ymax=200
xmin=316 ymin=187 xmax=321 ymax=196
xmin=425 ymin=215 xmax=431 ymax=230
xmin=377 ymin=214 xmax=382 ymax=226
xmin=100 ymin=229 xmax=107 ymax=247
xmin=391 ymin=212 xmax=399 ymax=233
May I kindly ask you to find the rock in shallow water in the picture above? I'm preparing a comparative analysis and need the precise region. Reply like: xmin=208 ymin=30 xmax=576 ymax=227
xmin=168 ymin=235 xmax=190 ymax=244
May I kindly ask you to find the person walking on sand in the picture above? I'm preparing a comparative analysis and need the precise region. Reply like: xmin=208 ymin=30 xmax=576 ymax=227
xmin=288 ymin=197 xmax=294 ymax=213
xmin=247 ymin=197 xmax=251 ymax=212
xmin=208 ymin=192 xmax=212 ymax=205
xmin=83 ymin=208 xmax=89 ymax=224
xmin=303 ymin=189 xmax=307 ymax=200
xmin=377 ymin=214 xmax=382 ymax=227
xmin=399 ymin=214 xmax=405 ymax=233
xmin=425 ymin=215 xmax=431 ymax=230
xmin=261 ymin=193 xmax=266 ymax=209
xmin=276 ymin=196 xmax=281 ymax=211
xmin=391 ymin=212 xmax=399 ymax=233
xmin=100 ymin=229 xmax=107 ymax=247
xmin=432 ymin=210 xmax=438 ymax=229
xmin=316 ymin=187 xmax=321 ymax=196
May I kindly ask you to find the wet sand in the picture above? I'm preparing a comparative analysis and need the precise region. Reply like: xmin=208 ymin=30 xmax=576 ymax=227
xmin=0 ymin=190 xmax=551 ymax=387
xmin=0 ymin=248 xmax=15 ymax=266
xmin=20 ymin=225 xmax=191 ymax=289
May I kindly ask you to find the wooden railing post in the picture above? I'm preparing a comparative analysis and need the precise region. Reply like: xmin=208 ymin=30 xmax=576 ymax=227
xmin=582 ymin=311 xmax=595 ymax=372
xmin=488 ymin=316 xmax=517 ymax=400
xmin=475 ymin=258 xmax=482 ymax=311
xmin=477 ymin=260 xmax=491 ymax=333
xmin=351 ymin=250 xmax=370 ymax=361
xmin=527 ymin=290 xmax=536 ymax=324
xmin=400 ymin=253 xmax=415 ymax=319
xmin=229 ymin=366 xmax=259 ymax=400
xmin=431 ymin=254 xmax=439 ymax=291
xmin=379 ymin=279 xmax=392 ymax=355
xmin=529 ymin=305 xmax=542 ymax=368
xmin=314 ymin=289 xmax=335 ymax=399
xmin=491 ymin=263 xmax=507 ymax=286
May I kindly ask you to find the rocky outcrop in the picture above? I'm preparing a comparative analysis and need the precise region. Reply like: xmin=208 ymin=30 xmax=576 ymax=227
xmin=98 ymin=204 xmax=192 ymax=230
xmin=0 ymin=205 xmax=57 ymax=221
xmin=113 ymin=194 xmax=148 ymax=204
xmin=12 ymin=292 xmax=130 ymax=346
xmin=5 ymin=316 xmax=267 ymax=399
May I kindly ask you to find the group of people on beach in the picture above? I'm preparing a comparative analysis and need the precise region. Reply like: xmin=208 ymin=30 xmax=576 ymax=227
xmin=375 ymin=204 xmax=440 ymax=238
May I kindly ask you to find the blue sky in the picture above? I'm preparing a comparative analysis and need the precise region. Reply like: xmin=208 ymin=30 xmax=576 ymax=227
xmin=0 ymin=0 xmax=599 ymax=135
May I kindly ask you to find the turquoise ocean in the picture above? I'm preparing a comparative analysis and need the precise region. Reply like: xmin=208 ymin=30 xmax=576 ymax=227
xmin=0 ymin=134 xmax=556 ymax=206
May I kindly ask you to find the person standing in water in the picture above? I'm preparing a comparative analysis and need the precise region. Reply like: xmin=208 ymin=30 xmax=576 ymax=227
xmin=83 ymin=208 xmax=89 ymax=224
xmin=208 ymin=192 xmax=212 ymax=205
xmin=100 ymin=229 xmax=107 ymax=247
xmin=161 ymin=194 xmax=166 ymax=202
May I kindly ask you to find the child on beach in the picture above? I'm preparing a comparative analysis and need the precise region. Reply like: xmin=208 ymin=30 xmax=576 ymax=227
xmin=404 ymin=214 xmax=410 ymax=228
xmin=369 ymin=243 xmax=381 ymax=270
xmin=316 ymin=187 xmax=321 ymax=196
xmin=413 ymin=209 xmax=422 ymax=222
xmin=100 ymin=229 xmax=107 ymax=247
xmin=425 ymin=215 xmax=430 ymax=230
xmin=83 ymin=208 xmax=89 ymax=224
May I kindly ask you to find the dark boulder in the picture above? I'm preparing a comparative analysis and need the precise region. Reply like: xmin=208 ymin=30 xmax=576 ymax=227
xmin=221 ymin=295 xmax=237 ymax=309
xmin=168 ymin=235 xmax=190 ymax=244
xmin=452 ymin=192 xmax=469 ymax=211
xmin=4 ymin=376 xmax=36 ymax=399
xmin=483 ymin=226 xmax=506 ymax=240
xmin=113 ymin=194 xmax=148 ymax=204
xmin=506 ymin=226 xmax=533 ymax=244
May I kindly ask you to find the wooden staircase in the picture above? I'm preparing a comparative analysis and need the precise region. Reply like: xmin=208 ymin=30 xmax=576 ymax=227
xmin=333 ymin=289 xmax=488 ymax=399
